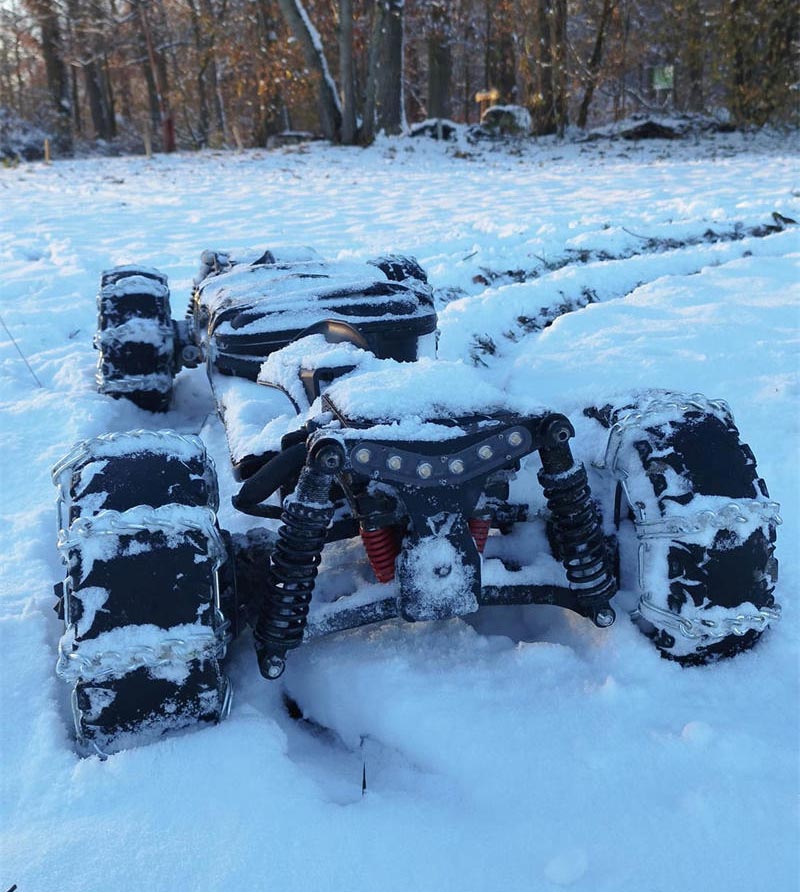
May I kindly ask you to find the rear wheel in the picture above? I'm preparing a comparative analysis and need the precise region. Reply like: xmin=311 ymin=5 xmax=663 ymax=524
xmin=589 ymin=392 xmax=781 ymax=664
xmin=53 ymin=430 xmax=231 ymax=755
xmin=95 ymin=266 xmax=176 ymax=412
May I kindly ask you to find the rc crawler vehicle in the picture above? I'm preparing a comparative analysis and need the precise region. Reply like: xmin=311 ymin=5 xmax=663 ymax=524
xmin=52 ymin=248 xmax=782 ymax=755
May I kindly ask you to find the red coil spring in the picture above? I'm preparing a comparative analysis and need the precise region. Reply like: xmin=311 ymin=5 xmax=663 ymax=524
xmin=361 ymin=526 xmax=401 ymax=583
xmin=468 ymin=517 xmax=491 ymax=553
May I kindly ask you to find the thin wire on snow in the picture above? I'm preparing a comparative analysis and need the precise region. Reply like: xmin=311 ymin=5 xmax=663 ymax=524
xmin=0 ymin=313 xmax=44 ymax=388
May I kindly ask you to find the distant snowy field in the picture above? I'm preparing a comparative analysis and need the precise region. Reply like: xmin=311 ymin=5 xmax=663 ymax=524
xmin=1 ymin=131 xmax=798 ymax=892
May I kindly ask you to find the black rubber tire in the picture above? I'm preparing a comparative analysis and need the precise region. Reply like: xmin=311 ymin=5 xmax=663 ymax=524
xmin=588 ymin=393 xmax=780 ymax=665
xmin=53 ymin=430 xmax=230 ymax=755
xmin=95 ymin=266 xmax=176 ymax=412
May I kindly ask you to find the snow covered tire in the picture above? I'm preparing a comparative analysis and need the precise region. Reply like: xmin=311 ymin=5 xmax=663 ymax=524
xmin=53 ymin=430 xmax=231 ymax=755
xmin=95 ymin=266 xmax=176 ymax=412
xmin=593 ymin=392 xmax=780 ymax=665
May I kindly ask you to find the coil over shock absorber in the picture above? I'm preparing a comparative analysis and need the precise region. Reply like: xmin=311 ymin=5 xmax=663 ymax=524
xmin=468 ymin=517 xmax=491 ymax=553
xmin=254 ymin=438 xmax=344 ymax=679
xmin=361 ymin=526 xmax=401 ymax=582
xmin=537 ymin=416 xmax=617 ymax=628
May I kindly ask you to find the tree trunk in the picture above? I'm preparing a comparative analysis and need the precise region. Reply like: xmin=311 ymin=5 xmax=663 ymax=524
xmin=186 ymin=0 xmax=211 ymax=146
xmin=199 ymin=0 xmax=227 ymax=143
xmin=75 ymin=0 xmax=116 ymax=142
xmin=276 ymin=0 xmax=342 ymax=141
xmin=577 ymin=0 xmax=614 ymax=128
xmin=254 ymin=0 xmax=283 ymax=144
xmin=533 ymin=0 xmax=555 ymax=134
xmin=84 ymin=61 xmax=115 ymax=139
xmin=552 ymin=0 xmax=567 ymax=135
xmin=339 ymin=0 xmax=357 ymax=143
xmin=363 ymin=0 xmax=404 ymax=142
xmin=427 ymin=3 xmax=451 ymax=119
xmin=683 ymin=0 xmax=704 ymax=113
xmin=26 ymin=0 xmax=72 ymax=151
xmin=137 ymin=0 xmax=175 ymax=151
xmin=103 ymin=56 xmax=117 ymax=138
xmin=70 ymin=64 xmax=82 ymax=136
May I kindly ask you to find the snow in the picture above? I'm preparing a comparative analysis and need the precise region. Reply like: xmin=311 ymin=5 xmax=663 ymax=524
xmin=0 ymin=131 xmax=798 ymax=891
xmin=101 ymin=273 xmax=169 ymax=298
xmin=481 ymin=104 xmax=534 ymax=134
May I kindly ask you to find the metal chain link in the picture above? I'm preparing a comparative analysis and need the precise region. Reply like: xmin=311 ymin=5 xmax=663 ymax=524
xmin=53 ymin=431 xmax=220 ymax=535
xmin=96 ymin=369 xmax=174 ymax=395
xmin=55 ymin=501 xmax=230 ymax=682
xmin=57 ymin=626 xmax=229 ymax=683
xmin=93 ymin=320 xmax=174 ymax=352
xmin=599 ymin=391 xmax=733 ymax=474
xmin=57 ymin=504 xmax=227 ymax=561
xmin=633 ymin=592 xmax=782 ymax=642
xmin=52 ymin=428 xmax=210 ymax=483
xmin=634 ymin=499 xmax=782 ymax=539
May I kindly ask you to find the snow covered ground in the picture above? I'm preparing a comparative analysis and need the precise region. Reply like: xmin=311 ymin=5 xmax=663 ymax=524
xmin=1 ymin=130 xmax=798 ymax=891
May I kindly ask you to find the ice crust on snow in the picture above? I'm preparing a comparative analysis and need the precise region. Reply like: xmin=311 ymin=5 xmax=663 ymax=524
xmin=1 ymin=131 xmax=797 ymax=892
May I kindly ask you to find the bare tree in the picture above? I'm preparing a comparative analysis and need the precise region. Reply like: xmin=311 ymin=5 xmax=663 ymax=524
xmin=576 ymin=0 xmax=616 ymax=128
xmin=276 ymin=0 xmax=342 ymax=140
xmin=134 ymin=0 xmax=176 ymax=150
xmin=73 ymin=0 xmax=116 ymax=140
xmin=363 ymin=0 xmax=404 ymax=141
xmin=24 ymin=0 xmax=73 ymax=149
xmin=427 ymin=1 xmax=452 ymax=119
xmin=338 ymin=0 xmax=357 ymax=143
xmin=6 ymin=0 xmax=797 ymax=156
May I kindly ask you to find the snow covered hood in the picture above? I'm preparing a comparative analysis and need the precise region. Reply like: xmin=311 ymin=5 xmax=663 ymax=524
xmin=195 ymin=249 xmax=435 ymax=336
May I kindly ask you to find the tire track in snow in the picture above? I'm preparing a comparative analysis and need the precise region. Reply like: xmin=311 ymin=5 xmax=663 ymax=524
xmin=437 ymin=224 xmax=797 ymax=365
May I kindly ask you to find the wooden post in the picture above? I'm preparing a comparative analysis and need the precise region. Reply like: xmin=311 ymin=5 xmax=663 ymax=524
xmin=143 ymin=120 xmax=152 ymax=158
xmin=44 ymin=138 xmax=51 ymax=164
xmin=233 ymin=125 xmax=243 ymax=152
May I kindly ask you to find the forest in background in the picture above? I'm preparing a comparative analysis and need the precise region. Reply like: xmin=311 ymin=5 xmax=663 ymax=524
xmin=1 ymin=0 xmax=797 ymax=156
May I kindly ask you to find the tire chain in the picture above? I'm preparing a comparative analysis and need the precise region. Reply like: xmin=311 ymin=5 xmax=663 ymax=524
xmin=599 ymin=391 xmax=782 ymax=644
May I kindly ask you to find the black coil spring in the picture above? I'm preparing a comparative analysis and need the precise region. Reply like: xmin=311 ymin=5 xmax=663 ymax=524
xmin=538 ymin=463 xmax=615 ymax=603
xmin=255 ymin=499 xmax=333 ymax=659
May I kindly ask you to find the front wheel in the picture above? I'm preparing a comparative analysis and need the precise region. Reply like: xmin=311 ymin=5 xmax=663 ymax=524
xmin=52 ymin=430 xmax=231 ymax=755
xmin=588 ymin=392 xmax=781 ymax=664
xmin=95 ymin=266 xmax=176 ymax=412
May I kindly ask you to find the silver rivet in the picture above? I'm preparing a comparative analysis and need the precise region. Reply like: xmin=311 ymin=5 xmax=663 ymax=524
xmin=478 ymin=445 xmax=493 ymax=460
xmin=449 ymin=459 xmax=465 ymax=474
xmin=387 ymin=455 xmax=402 ymax=471
xmin=417 ymin=462 xmax=433 ymax=479
xmin=507 ymin=431 xmax=523 ymax=447
xmin=355 ymin=448 xmax=371 ymax=464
